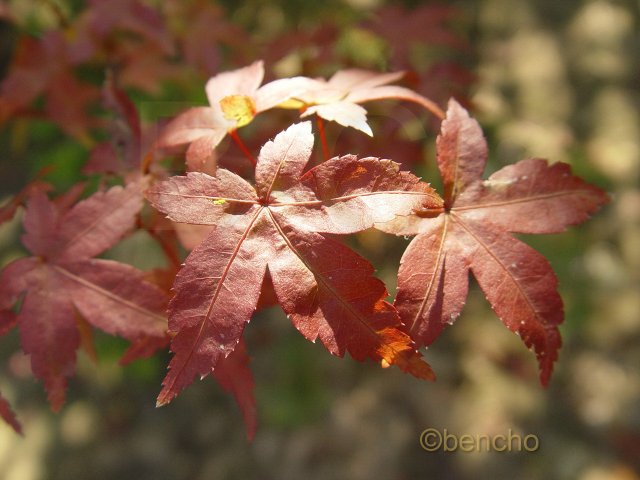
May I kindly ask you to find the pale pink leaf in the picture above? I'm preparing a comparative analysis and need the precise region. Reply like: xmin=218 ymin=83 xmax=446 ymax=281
xmin=328 ymin=69 xmax=405 ymax=90
xmin=303 ymin=102 xmax=372 ymax=136
xmin=156 ymin=107 xmax=227 ymax=149
xmin=205 ymin=60 xmax=264 ymax=106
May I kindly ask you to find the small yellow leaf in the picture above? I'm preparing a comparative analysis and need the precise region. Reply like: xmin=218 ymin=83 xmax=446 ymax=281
xmin=212 ymin=199 xmax=226 ymax=205
xmin=219 ymin=95 xmax=256 ymax=128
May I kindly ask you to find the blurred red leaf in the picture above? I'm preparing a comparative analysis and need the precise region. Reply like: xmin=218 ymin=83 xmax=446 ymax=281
xmin=0 ymin=181 xmax=168 ymax=410
xmin=212 ymin=338 xmax=256 ymax=440
xmin=365 ymin=3 xmax=469 ymax=70
xmin=177 ymin=2 xmax=250 ymax=76
xmin=0 ymin=32 xmax=99 ymax=139
xmin=83 ymin=0 xmax=174 ymax=55
xmin=84 ymin=72 xmax=142 ymax=175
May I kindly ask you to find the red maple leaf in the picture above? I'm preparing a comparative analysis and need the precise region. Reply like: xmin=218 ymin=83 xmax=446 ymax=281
xmin=0 ymin=181 xmax=168 ymax=411
xmin=382 ymin=100 xmax=609 ymax=384
xmin=146 ymin=121 xmax=443 ymax=406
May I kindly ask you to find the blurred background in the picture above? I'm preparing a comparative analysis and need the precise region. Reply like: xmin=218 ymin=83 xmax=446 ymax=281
xmin=0 ymin=0 xmax=638 ymax=479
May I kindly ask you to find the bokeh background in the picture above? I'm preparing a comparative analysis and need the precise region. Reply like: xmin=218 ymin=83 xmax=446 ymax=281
xmin=0 ymin=0 xmax=638 ymax=479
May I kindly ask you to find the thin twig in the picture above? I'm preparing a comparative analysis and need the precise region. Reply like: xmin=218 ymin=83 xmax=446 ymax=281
xmin=230 ymin=129 xmax=256 ymax=166
xmin=316 ymin=116 xmax=329 ymax=161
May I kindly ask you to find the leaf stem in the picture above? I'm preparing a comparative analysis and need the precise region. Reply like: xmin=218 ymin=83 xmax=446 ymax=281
xmin=316 ymin=116 xmax=330 ymax=161
xmin=141 ymin=150 xmax=154 ymax=175
xmin=421 ymin=100 xmax=446 ymax=121
xmin=230 ymin=129 xmax=256 ymax=166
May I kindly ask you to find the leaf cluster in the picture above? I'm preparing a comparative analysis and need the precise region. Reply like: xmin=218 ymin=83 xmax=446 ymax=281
xmin=0 ymin=1 xmax=608 ymax=439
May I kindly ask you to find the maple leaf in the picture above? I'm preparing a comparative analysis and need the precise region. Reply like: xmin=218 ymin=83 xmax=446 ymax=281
xmin=280 ymin=69 xmax=445 ymax=136
xmin=146 ymin=121 xmax=443 ymax=406
xmin=156 ymin=61 xmax=310 ymax=167
xmin=381 ymin=99 xmax=609 ymax=385
xmin=0 ymin=182 xmax=168 ymax=410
